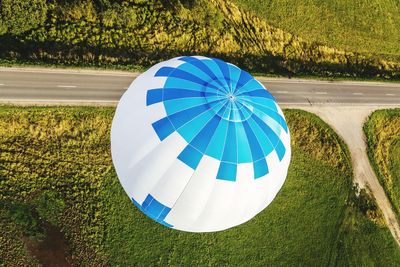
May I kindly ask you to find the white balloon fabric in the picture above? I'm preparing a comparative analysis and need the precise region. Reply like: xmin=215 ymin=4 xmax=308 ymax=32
xmin=111 ymin=56 xmax=291 ymax=232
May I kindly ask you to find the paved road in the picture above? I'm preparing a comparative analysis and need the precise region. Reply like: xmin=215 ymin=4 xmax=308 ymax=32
xmin=1 ymin=68 xmax=400 ymax=105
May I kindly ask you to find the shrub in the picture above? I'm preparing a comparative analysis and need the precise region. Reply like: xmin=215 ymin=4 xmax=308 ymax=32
xmin=0 ymin=0 xmax=47 ymax=35
xmin=0 ymin=201 xmax=45 ymax=239
xmin=34 ymin=190 xmax=66 ymax=227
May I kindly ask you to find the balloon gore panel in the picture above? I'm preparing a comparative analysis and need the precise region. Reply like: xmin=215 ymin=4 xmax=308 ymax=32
xmin=111 ymin=56 xmax=291 ymax=232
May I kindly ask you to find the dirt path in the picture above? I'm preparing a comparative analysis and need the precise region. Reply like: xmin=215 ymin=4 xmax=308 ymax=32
xmin=25 ymin=223 xmax=74 ymax=267
xmin=287 ymin=105 xmax=400 ymax=246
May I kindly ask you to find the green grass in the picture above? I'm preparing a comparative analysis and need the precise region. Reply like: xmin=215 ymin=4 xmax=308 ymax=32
xmin=365 ymin=109 xmax=400 ymax=219
xmin=3 ymin=59 xmax=400 ymax=84
xmin=0 ymin=58 xmax=147 ymax=73
xmin=102 ymin=150 xmax=399 ymax=266
xmin=233 ymin=0 xmax=400 ymax=58
xmin=391 ymin=141 xmax=400 ymax=186
xmin=2 ymin=0 xmax=400 ymax=79
xmin=0 ymin=106 xmax=399 ymax=266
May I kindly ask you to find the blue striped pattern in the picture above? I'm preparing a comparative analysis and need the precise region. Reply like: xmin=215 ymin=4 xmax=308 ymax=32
xmin=132 ymin=195 xmax=173 ymax=228
xmin=148 ymin=56 xmax=288 ymax=181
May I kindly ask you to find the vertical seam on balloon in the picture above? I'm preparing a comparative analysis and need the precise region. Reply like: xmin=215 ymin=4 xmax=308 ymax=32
xmin=144 ymin=197 xmax=154 ymax=211
xmin=237 ymin=108 xmax=255 ymax=165
xmin=239 ymin=98 xmax=286 ymax=134
xmin=159 ymin=65 xmax=227 ymax=138
xmin=239 ymin=97 xmax=278 ymax=114
xmin=227 ymin=65 xmax=234 ymax=94
xmin=218 ymin=102 xmax=234 ymax=165
xmin=251 ymin=113 xmax=286 ymax=160
xmin=179 ymin=57 xmax=227 ymax=89
xmin=156 ymin=101 xmax=218 ymax=142
xmin=213 ymin=58 xmax=231 ymax=94
xmin=205 ymin=59 xmax=230 ymax=90
xmin=161 ymin=96 xmax=214 ymax=113
xmin=236 ymin=88 xmax=273 ymax=98
xmin=162 ymin=98 xmax=222 ymax=119
xmin=239 ymin=103 xmax=276 ymax=158
xmin=179 ymin=103 xmax=227 ymax=157
xmin=240 ymin=98 xmax=284 ymax=135
xmin=248 ymin=114 xmax=277 ymax=158
xmin=155 ymin=206 xmax=166 ymax=221
xmin=146 ymin=85 xmax=225 ymax=206
xmin=181 ymin=106 xmax=233 ymax=227
xmin=240 ymin=114 xmax=272 ymax=177
xmin=156 ymin=67 xmax=221 ymax=91
xmin=154 ymin=63 xmax=230 ymax=223
xmin=251 ymin=114 xmax=284 ymax=162
xmin=235 ymin=109 xmax=240 ymax=168
xmin=165 ymin=101 xmax=232 ymax=226
xmin=239 ymin=95 xmax=277 ymax=107
xmin=234 ymin=77 xmax=264 ymax=95
xmin=233 ymin=70 xmax=250 ymax=94
xmin=252 ymin=108 xmax=286 ymax=137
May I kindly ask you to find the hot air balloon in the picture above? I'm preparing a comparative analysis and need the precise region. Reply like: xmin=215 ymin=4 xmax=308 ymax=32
xmin=111 ymin=56 xmax=291 ymax=232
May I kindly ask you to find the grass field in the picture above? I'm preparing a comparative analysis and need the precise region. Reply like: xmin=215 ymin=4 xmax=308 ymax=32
xmin=1 ymin=107 xmax=400 ymax=266
xmin=1 ymin=0 xmax=400 ymax=79
xmin=365 ymin=109 xmax=400 ymax=219
xmin=233 ymin=0 xmax=400 ymax=58
xmin=391 ymin=141 xmax=400 ymax=188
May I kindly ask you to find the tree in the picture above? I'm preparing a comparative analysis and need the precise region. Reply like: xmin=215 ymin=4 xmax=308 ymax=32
xmin=0 ymin=0 xmax=47 ymax=35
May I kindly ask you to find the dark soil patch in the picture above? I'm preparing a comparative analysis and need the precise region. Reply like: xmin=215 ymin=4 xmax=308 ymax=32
xmin=25 ymin=223 xmax=74 ymax=267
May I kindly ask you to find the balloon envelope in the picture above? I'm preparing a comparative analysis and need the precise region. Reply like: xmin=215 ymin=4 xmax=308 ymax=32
xmin=111 ymin=56 xmax=291 ymax=232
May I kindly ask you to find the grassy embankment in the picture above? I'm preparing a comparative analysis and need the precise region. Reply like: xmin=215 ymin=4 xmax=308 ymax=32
xmin=0 ymin=106 xmax=399 ymax=266
xmin=233 ymin=0 xmax=400 ymax=58
xmin=365 ymin=109 xmax=400 ymax=220
xmin=1 ymin=0 xmax=400 ymax=79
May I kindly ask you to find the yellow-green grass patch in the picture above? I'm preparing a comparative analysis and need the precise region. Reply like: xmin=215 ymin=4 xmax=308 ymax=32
xmin=233 ymin=0 xmax=400 ymax=58
xmin=365 ymin=109 xmax=400 ymax=218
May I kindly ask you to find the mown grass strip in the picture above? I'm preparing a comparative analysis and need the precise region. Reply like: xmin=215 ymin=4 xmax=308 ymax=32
xmin=364 ymin=109 xmax=400 ymax=218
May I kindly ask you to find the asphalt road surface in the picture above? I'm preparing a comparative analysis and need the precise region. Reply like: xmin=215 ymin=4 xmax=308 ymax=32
xmin=1 ymin=68 xmax=400 ymax=105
